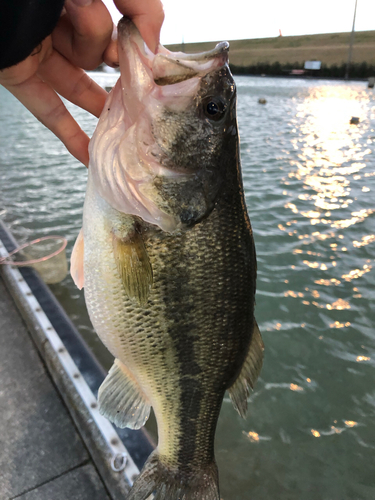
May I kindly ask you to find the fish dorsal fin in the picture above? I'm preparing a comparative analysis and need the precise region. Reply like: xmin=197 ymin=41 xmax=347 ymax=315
xmin=112 ymin=229 xmax=153 ymax=306
xmin=98 ymin=358 xmax=151 ymax=429
xmin=228 ymin=320 xmax=264 ymax=419
xmin=70 ymin=228 xmax=84 ymax=289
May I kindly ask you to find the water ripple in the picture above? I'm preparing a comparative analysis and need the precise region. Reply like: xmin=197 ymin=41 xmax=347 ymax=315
xmin=1 ymin=75 xmax=375 ymax=499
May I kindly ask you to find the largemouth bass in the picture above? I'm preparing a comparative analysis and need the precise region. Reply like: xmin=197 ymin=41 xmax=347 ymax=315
xmin=71 ymin=18 xmax=264 ymax=500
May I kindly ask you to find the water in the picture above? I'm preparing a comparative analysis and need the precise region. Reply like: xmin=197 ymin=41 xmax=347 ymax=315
xmin=1 ymin=75 xmax=375 ymax=499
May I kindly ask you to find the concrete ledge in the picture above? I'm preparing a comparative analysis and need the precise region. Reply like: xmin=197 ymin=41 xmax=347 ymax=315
xmin=0 ymin=262 xmax=131 ymax=499
xmin=0 ymin=231 xmax=134 ymax=499
xmin=0 ymin=279 xmax=92 ymax=499
xmin=15 ymin=464 xmax=111 ymax=500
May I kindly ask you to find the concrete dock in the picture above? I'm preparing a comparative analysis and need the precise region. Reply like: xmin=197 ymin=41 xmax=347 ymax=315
xmin=0 ymin=277 xmax=110 ymax=500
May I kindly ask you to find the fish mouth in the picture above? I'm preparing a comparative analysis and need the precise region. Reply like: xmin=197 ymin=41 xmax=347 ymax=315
xmin=117 ymin=17 xmax=229 ymax=113
xmin=152 ymin=41 xmax=229 ymax=86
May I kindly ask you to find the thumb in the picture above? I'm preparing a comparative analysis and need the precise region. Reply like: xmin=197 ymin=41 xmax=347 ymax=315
xmin=114 ymin=0 xmax=164 ymax=53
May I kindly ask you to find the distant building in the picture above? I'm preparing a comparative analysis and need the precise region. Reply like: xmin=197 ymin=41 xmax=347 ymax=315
xmin=304 ymin=61 xmax=322 ymax=70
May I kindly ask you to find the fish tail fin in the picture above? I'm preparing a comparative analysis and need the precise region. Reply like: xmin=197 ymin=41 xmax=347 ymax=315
xmin=128 ymin=450 xmax=220 ymax=500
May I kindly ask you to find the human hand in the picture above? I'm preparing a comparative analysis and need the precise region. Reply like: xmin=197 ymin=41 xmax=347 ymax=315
xmin=114 ymin=0 xmax=165 ymax=53
xmin=103 ymin=0 xmax=165 ymax=67
xmin=0 ymin=0 xmax=164 ymax=167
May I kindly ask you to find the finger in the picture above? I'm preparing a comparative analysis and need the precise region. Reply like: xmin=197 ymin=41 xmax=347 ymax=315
xmin=38 ymin=48 xmax=107 ymax=118
xmin=4 ymin=74 xmax=90 ymax=166
xmin=103 ymin=27 xmax=119 ymax=68
xmin=0 ymin=38 xmax=52 ymax=88
xmin=114 ymin=0 xmax=164 ymax=53
xmin=52 ymin=0 xmax=113 ymax=70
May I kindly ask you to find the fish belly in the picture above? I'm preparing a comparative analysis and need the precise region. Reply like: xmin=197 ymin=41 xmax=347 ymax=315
xmin=83 ymin=172 xmax=256 ymax=468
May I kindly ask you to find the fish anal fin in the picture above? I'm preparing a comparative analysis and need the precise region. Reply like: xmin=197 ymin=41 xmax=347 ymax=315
xmin=112 ymin=229 xmax=153 ymax=306
xmin=228 ymin=320 xmax=264 ymax=419
xmin=70 ymin=228 xmax=84 ymax=289
xmin=98 ymin=358 xmax=151 ymax=429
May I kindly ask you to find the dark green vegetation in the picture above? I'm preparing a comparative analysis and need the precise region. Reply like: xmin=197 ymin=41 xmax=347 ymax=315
xmin=166 ymin=31 xmax=375 ymax=78
xmin=230 ymin=61 xmax=375 ymax=78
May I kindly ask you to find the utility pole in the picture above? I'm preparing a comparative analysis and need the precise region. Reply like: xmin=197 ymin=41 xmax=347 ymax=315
xmin=345 ymin=0 xmax=358 ymax=80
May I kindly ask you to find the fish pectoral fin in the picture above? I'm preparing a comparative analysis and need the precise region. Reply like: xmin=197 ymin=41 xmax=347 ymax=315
xmin=98 ymin=359 xmax=151 ymax=429
xmin=112 ymin=230 xmax=153 ymax=306
xmin=70 ymin=228 xmax=84 ymax=289
xmin=228 ymin=319 xmax=264 ymax=419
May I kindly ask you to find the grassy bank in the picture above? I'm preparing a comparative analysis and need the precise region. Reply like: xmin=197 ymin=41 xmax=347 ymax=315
xmin=166 ymin=31 xmax=375 ymax=78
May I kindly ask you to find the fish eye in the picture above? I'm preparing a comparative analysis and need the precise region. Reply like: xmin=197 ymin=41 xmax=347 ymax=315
xmin=207 ymin=101 xmax=220 ymax=115
xmin=203 ymin=98 xmax=226 ymax=121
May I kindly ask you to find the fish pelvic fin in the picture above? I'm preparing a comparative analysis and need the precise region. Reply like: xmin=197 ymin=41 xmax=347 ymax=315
xmin=112 ymin=229 xmax=153 ymax=306
xmin=70 ymin=228 xmax=84 ymax=289
xmin=228 ymin=319 xmax=264 ymax=418
xmin=98 ymin=359 xmax=151 ymax=429
xmin=128 ymin=450 xmax=220 ymax=500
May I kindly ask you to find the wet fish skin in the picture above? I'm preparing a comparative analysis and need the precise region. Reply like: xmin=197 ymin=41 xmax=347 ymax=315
xmin=146 ymin=71 xmax=237 ymax=230
xmin=71 ymin=18 xmax=263 ymax=500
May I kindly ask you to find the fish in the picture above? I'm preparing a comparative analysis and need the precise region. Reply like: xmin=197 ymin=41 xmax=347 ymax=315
xmin=71 ymin=17 xmax=264 ymax=500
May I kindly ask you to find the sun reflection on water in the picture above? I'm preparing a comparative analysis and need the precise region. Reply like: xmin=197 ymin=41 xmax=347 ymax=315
xmin=311 ymin=420 xmax=360 ymax=440
xmin=285 ymin=86 xmax=373 ymax=224
xmin=353 ymin=235 xmax=375 ymax=247
xmin=278 ymin=82 xmax=374 ymax=327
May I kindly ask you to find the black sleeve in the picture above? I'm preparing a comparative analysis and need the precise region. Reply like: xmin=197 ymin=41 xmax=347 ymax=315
xmin=0 ymin=0 xmax=65 ymax=70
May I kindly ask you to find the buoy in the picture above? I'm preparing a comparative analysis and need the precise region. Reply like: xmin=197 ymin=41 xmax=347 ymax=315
xmin=350 ymin=117 xmax=360 ymax=125
xmin=258 ymin=98 xmax=267 ymax=104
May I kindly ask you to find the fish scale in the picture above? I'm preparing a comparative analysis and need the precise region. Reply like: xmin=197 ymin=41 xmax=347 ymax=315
xmin=71 ymin=17 xmax=264 ymax=500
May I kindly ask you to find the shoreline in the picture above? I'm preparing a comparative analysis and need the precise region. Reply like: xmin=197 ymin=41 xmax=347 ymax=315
xmin=230 ymin=72 xmax=371 ymax=82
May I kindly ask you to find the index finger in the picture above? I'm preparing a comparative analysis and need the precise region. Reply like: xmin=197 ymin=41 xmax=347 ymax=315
xmin=53 ymin=0 xmax=113 ymax=70
xmin=5 ymin=74 xmax=90 ymax=166
xmin=114 ymin=0 xmax=164 ymax=52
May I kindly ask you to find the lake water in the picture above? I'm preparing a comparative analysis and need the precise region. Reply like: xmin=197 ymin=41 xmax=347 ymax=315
xmin=1 ymin=74 xmax=375 ymax=500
